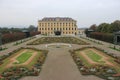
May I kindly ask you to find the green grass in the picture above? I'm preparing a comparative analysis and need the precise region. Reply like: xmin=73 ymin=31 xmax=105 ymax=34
xmin=0 ymin=58 xmax=10 ymax=73
xmin=16 ymin=51 xmax=32 ymax=64
xmin=76 ymin=51 xmax=92 ymax=66
xmin=85 ymin=50 xmax=105 ymax=63
xmin=26 ymin=51 xmax=42 ymax=68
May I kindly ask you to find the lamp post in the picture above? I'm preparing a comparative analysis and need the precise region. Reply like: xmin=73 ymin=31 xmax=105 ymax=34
xmin=0 ymin=33 xmax=2 ymax=50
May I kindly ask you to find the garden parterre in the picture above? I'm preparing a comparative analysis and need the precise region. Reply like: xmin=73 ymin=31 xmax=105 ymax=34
xmin=70 ymin=47 xmax=120 ymax=80
xmin=27 ymin=37 xmax=89 ymax=45
xmin=0 ymin=47 xmax=48 ymax=80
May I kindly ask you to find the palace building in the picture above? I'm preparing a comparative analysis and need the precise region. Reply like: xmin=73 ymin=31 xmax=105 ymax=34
xmin=38 ymin=17 xmax=78 ymax=35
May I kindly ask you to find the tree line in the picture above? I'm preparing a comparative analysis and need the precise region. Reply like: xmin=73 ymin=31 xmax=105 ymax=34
xmin=85 ymin=20 xmax=120 ymax=43
xmin=0 ymin=25 xmax=40 ymax=44
xmin=0 ymin=25 xmax=37 ymax=34
xmin=89 ymin=20 xmax=120 ymax=33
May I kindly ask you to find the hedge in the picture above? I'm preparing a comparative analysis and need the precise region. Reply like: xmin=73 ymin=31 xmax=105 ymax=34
xmin=1 ymin=32 xmax=40 ymax=44
xmin=2 ymin=32 xmax=26 ymax=44
xmin=89 ymin=32 xmax=114 ymax=43
xmin=30 ymin=32 xmax=41 ymax=36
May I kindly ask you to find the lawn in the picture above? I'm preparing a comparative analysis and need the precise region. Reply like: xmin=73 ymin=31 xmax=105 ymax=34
xmin=85 ymin=50 xmax=104 ymax=63
xmin=16 ymin=51 xmax=32 ymax=64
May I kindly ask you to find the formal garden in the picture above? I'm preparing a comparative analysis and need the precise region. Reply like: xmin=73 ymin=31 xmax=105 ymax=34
xmin=70 ymin=47 xmax=120 ymax=80
xmin=0 ymin=47 xmax=48 ymax=80
xmin=27 ymin=37 xmax=89 ymax=45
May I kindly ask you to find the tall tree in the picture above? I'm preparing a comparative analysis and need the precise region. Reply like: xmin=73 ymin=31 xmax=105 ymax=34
xmin=97 ymin=23 xmax=111 ymax=33
xmin=89 ymin=24 xmax=97 ymax=31
xmin=111 ymin=20 xmax=120 ymax=32
xmin=28 ymin=25 xmax=36 ymax=32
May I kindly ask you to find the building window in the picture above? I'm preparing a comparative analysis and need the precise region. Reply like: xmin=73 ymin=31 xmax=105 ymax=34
xmin=39 ymin=23 xmax=41 ymax=26
xmin=51 ymin=28 xmax=53 ymax=30
xmin=42 ymin=28 xmax=44 ymax=30
xmin=72 ymin=28 xmax=73 ymax=30
xmin=69 ymin=28 xmax=70 ymax=30
xmin=51 ymin=23 xmax=52 ymax=26
xmin=75 ymin=28 xmax=76 ymax=30
xmin=66 ymin=28 xmax=67 ymax=30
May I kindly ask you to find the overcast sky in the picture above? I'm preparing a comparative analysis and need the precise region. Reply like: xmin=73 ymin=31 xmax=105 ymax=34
xmin=0 ymin=0 xmax=120 ymax=28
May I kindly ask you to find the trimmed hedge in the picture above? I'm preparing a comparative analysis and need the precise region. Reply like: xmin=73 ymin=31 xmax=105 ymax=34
xmin=2 ymin=32 xmax=26 ymax=44
xmin=1 ymin=32 xmax=40 ymax=44
xmin=89 ymin=32 xmax=114 ymax=43
xmin=30 ymin=32 xmax=40 ymax=36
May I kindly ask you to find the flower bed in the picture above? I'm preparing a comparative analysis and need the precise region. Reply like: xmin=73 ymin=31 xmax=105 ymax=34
xmin=0 ymin=47 xmax=48 ymax=80
xmin=27 ymin=37 xmax=89 ymax=45
xmin=70 ymin=47 xmax=120 ymax=80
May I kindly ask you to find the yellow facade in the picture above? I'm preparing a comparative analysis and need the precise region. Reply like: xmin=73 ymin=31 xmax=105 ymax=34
xmin=38 ymin=17 xmax=78 ymax=35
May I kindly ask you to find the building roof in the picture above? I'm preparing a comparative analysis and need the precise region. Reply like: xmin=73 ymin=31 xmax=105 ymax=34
xmin=39 ymin=17 xmax=76 ymax=22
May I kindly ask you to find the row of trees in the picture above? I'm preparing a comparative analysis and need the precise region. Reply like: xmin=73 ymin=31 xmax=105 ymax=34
xmin=0 ymin=25 xmax=40 ymax=44
xmin=2 ymin=32 xmax=40 ymax=44
xmin=2 ymin=32 xmax=26 ymax=44
xmin=0 ymin=25 xmax=37 ymax=34
xmin=89 ymin=20 xmax=120 ymax=33
xmin=85 ymin=20 xmax=120 ymax=43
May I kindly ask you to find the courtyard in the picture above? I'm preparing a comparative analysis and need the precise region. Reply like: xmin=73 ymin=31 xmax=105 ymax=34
xmin=0 ymin=35 xmax=120 ymax=80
